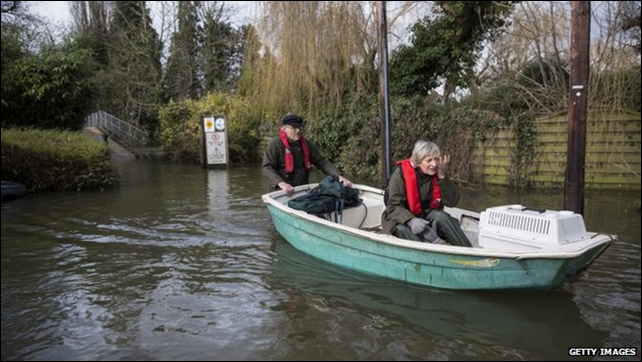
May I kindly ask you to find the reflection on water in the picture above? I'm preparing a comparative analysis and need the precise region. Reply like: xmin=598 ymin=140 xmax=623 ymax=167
xmin=1 ymin=163 xmax=640 ymax=360
xmin=207 ymin=169 xmax=229 ymax=212
xmin=269 ymin=239 xmax=606 ymax=361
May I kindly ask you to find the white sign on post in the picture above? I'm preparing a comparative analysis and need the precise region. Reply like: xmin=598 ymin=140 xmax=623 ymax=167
xmin=203 ymin=116 xmax=228 ymax=168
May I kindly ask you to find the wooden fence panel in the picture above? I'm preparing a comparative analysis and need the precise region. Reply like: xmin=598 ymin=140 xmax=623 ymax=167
xmin=472 ymin=111 xmax=641 ymax=190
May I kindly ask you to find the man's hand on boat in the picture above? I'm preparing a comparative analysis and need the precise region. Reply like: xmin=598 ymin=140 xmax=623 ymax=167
xmin=338 ymin=175 xmax=353 ymax=188
xmin=279 ymin=176 xmax=352 ymax=196
xmin=278 ymin=181 xmax=295 ymax=196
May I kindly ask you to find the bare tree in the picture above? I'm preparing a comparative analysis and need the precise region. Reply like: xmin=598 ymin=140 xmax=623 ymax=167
xmin=481 ymin=1 xmax=639 ymax=114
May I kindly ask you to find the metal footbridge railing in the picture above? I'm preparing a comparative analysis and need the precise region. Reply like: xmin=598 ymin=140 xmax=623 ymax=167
xmin=85 ymin=111 xmax=149 ymax=151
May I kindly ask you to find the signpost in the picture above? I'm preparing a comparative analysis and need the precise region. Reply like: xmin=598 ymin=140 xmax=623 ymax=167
xmin=202 ymin=116 xmax=229 ymax=169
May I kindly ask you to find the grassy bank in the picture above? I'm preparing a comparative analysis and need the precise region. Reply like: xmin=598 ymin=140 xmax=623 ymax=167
xmin=1 ymin=128 xmax=119 ymax=192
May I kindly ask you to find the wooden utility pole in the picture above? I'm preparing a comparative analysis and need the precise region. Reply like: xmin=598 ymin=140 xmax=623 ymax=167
xmin=377 ymin=1 xmax=392 ymax=187
xmin=564 ymin=1 xmax=590 ymax=214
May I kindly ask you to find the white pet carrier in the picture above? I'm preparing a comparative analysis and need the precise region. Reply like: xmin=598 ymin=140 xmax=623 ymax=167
xmin=478 ymin=205 xmax=589 ymax=251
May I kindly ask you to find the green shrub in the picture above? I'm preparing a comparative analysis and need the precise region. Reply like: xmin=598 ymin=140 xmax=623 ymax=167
xmin=158 ymin=93 xmax=263 ymax=164
xmin=1 ymin=128 xmax=119 ymax=191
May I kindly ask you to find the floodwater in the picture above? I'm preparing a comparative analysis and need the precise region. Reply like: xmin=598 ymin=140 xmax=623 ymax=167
xmin=2 ymin=161 xmax=640 ymax=360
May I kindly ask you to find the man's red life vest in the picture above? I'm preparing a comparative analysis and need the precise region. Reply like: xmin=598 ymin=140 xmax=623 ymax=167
xmin=280 ymin=128 xmax=311 ymax=173
xmin=397 ymin=159 xmax=442 ymax=215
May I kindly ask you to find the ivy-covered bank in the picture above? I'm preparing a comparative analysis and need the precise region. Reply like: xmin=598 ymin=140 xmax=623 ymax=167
xmin=155 ymin=93 xmax=539 ymax=187
xmin=1 ymin=129 xmax=119 ymax=192
xmin=309 ymin=95 xmax=539 ymax=188
xmin=154 ymin=90 xmax=640 ymax=191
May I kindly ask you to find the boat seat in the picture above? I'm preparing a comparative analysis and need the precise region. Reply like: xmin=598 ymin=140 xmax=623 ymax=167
xmin=325 ymin=197 xmax=384 ymax=229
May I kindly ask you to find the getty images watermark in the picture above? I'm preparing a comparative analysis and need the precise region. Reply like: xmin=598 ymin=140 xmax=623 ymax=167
xmin=568 ymin=347 xmax=638 ymax=357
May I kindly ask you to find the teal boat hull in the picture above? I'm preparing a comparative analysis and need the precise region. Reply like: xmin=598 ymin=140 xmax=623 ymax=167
xmin=264 ymin=185 xmax=614 ymax=291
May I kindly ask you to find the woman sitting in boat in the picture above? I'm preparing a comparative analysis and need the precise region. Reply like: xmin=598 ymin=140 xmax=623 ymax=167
xmin=382 ymin=140 xmax=473 ymax=247
xmin=262 ymin=114 xmax=353 ymax=196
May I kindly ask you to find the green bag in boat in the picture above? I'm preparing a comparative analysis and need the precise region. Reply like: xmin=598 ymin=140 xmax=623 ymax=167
xmin=288 ymin=175 xmax=361 ymax=215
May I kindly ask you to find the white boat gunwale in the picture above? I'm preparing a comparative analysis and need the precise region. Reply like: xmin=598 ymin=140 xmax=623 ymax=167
xmin=262 ymin=183 xmax=614 ymax=261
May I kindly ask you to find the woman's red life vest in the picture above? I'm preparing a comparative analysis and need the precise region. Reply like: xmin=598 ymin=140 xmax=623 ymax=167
xmin=398 ymin=159 xmax=441 ymax=215
xmin=280 ymin=128 xmax=311 ymax=173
